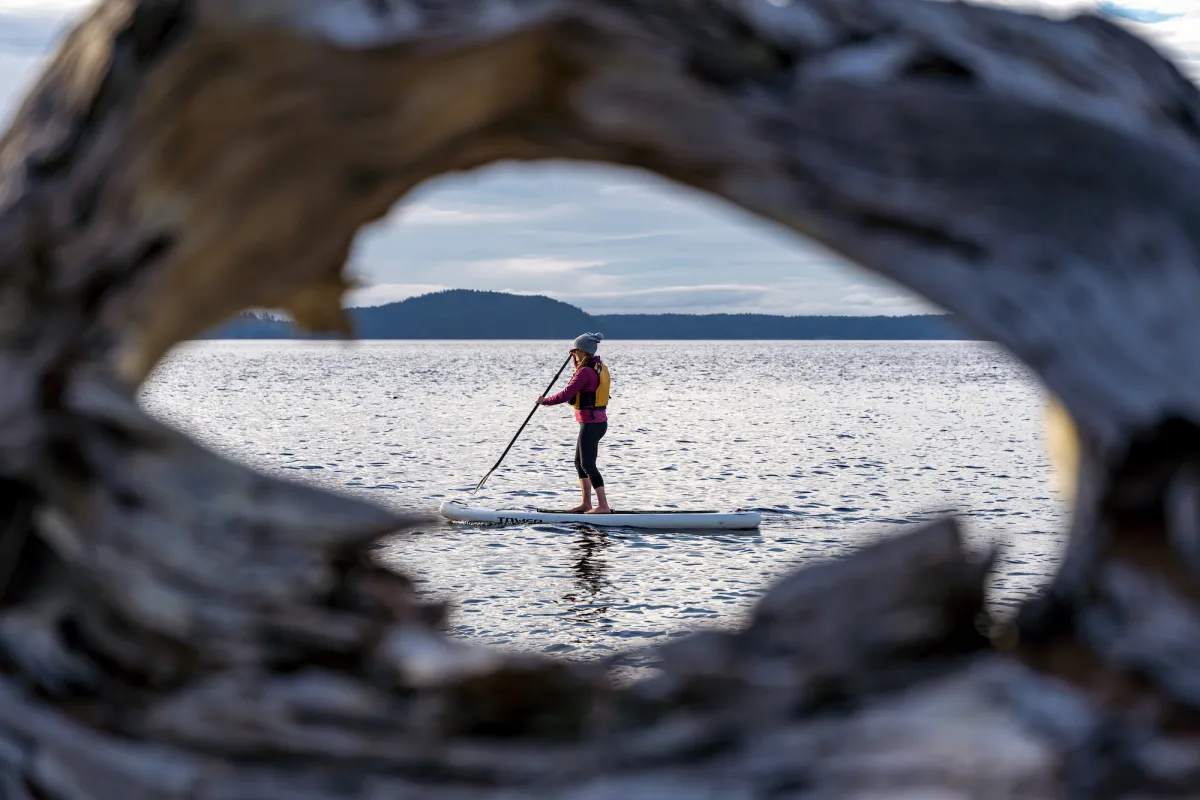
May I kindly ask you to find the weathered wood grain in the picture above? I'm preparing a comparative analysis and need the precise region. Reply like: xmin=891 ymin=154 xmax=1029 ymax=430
xmin=0 ymin=0 xmax=1198 ymax=796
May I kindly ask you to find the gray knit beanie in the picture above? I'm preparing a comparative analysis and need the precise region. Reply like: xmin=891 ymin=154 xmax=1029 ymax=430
xmin=572 ymin=332 xmax=604 ymax=355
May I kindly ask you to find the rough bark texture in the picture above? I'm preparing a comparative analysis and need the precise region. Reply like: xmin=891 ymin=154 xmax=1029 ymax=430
xmin=1 ymin=0 xmax=1200 ymax=796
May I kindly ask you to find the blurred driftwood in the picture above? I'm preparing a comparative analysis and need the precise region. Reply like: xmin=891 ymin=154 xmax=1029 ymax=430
xmin=0 ymin=0 xmax=1199 ymax=796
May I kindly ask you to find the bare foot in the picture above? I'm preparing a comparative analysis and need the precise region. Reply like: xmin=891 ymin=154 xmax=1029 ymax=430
xmin=567 ymin=504 xmax=592 ymax=513
xmin=586 ymin=506 xmax=613 ymax=514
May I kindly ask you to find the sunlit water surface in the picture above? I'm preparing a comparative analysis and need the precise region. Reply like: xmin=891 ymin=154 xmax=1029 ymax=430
xmin=142 ymin=340 xmax=1067 ymax=670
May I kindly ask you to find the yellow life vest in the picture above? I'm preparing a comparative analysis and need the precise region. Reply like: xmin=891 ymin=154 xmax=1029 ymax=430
xmin=569 ymin=360 xmax=610 ymax=410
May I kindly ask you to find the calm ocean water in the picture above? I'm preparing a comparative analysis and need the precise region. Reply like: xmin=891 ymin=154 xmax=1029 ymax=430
xmin=141 ymin=340 xmax=1067 ymax=669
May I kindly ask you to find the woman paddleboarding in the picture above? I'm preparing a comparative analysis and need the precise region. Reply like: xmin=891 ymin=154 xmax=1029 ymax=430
xmin=538 ymin=332 xmax=612 ymax=514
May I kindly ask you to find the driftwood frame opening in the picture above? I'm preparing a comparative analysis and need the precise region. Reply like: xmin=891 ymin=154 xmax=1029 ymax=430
xmin=0 ymin=0 xmax=1198 ymax=796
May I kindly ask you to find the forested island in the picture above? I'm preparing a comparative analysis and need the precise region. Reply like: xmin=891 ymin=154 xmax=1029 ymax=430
xmin=201 ymin=289 xmax=972 ymax=340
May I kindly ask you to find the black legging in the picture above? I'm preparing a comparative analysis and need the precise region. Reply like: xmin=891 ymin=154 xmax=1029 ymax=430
xmin=574 ymin=421 xmax=607 ymax=487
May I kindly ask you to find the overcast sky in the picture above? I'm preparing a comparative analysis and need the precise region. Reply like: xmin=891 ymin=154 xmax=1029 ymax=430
xmin=0 ymin=1 xmax=1196 ymax=314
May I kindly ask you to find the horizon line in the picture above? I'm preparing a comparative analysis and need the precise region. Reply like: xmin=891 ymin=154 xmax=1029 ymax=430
xmin=335 ymin=287 xmax=944 ymax=318
xmin=238 ymin=287 xmax=947 ymax=319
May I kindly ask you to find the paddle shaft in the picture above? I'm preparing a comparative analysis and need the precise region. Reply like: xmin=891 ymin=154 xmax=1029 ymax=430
xmin=472 ymin=353 xmax=574 ymax=494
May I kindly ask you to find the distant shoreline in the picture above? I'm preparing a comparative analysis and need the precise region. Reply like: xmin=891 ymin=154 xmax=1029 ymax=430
xmin=190 ymin=337 xmax=980 ymax=342
xmin=200 ymin=289 xmax=976 ymax=341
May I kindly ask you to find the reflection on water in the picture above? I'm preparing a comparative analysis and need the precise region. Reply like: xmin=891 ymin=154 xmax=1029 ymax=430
xmin=142 ymin=340 xmax=1069 ymax=665
xmin=562 ymin=529 xmax=613 ymax=639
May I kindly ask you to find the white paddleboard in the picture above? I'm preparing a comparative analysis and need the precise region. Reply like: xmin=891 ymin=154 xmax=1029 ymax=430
xmin=439 ymin=500 xmax=760 ymax=530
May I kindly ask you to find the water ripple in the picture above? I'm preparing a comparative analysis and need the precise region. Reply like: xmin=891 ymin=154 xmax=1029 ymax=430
xmin=142 ymin=340 xmax=1067 ymax=668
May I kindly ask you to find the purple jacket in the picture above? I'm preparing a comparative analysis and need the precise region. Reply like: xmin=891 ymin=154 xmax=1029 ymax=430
xmin=541 ymin=359 xmax=608 ymax=423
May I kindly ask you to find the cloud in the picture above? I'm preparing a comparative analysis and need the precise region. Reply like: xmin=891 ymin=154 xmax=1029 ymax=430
xmin=0 ymin=1 xmax=93 ymax=11
xmin=837 ymin=283 xmax=941 ymax=314
xmin=0 ymin=4 xmax=82 ymax=121
xmin=348 ymin=282 xmax=452 ymax=307
xmin=388 ymin=201 xmax=577 ymax=227
xmin=840 ymin=293 xmax=934 ymax=315
xmin=466 ymin=256 xmax=606 ymax=275
xmin=0 ymin=2 xmax=90 ymax=44
xmin=598 ymin=183 xmax=658 ymax=199
xmin=540 ymin=279 xmax=942 ymax=316
xmin=555 ymin=284 xmax=778 ymax=313
xmin=1096 ymin=2 xmax=1183 ymax=23
xmin=970 ymin=0 xmax=1200 ymax=77
xmin=0 ymin=13 xmax=66 ymax=56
